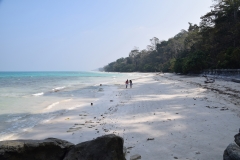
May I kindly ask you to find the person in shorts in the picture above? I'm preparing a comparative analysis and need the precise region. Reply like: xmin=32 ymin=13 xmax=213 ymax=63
xmin=125 ymin=79 xmax=129 ymax=88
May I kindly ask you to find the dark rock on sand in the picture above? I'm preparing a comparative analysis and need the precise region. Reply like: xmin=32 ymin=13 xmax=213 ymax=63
xmin=234 ymin=133 xmax=240 ymax=147
xmin=0 ymin=134 xmax=125 ymax=160
xmin=63 ymin=134 xmax=125 ymax=160
xmin=0 ymin=138 xmax=74 ymax=160
xmin=130 ymin=154 xmax=141 ymax=160
xmin=223 ymin=143 xmax=240 ymax=160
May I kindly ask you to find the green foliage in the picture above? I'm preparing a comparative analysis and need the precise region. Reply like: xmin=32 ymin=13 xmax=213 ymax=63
xmin=104 ymin=1 xmax=240 ymax=73
xmin=180 ymin=51 xmax=206 ymax=74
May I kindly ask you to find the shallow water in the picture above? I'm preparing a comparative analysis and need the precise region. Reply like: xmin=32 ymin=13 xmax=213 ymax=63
xmin=0 ymin=71 xmax=131 ymax=140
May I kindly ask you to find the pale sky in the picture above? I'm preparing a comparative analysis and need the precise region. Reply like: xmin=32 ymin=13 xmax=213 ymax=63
xmin=0 ymin=0 xmax=213 ymax=71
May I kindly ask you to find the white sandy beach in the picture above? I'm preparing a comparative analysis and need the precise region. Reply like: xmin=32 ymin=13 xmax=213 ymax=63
xmin=12 ymin=73 xmax=240 ymax=160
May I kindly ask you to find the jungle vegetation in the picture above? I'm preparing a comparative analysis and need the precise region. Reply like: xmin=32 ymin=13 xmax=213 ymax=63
xmin=103 ymin=0 xmax=240 ymax=74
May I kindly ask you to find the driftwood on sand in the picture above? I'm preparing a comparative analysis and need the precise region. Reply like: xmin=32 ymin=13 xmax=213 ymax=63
xmin=203 ymin=75 xmax=215 ymax=83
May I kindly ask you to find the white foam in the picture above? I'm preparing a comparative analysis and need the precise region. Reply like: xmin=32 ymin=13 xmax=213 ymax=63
xmin=46 ymin=102 xmax=59 ymax=110
xmin=68 ymin=107 xmax=75 ymax=110
xmin=52 ymin=86 xmax=66 ymax=92
xmin=62 ymin=99 xmax=72 ymax=102
xmin=5 ymin=116 xmax=22 ymax=122
xmin=41 ymin=116 xmax=57 ymax=123
xmin=32 ymin=92 xmax=44 ymax=96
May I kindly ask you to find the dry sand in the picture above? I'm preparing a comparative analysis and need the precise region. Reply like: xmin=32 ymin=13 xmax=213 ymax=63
xmin=13 ymin=73 xmax=240 ymax=160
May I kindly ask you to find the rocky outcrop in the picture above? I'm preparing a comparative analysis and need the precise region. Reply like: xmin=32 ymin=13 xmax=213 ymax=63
xmin=0 ymin=134 xmax=125 ymax=160
xmin=223 ymin=143 xmax=240 ymax=160
xmin=0 ymin=138 xmax=74 ymax=160
xmin=223 ymin=133 xmax=240 ymax=160
xmin=63 ymin=134 xmax=125 ymax=160
xmin=234 ymin=133 xmax=240 ymax=146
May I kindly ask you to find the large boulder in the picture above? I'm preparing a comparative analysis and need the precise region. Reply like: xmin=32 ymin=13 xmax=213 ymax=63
xmin=223 ymin=143 xmax=240 ymax=160
xmin=63 ymin=134 xmax=125 ymax=160
xmin=0 ymin=138 xmax=74 ymax=160
xmin=234 ymin=133 xmax=240 ymax=146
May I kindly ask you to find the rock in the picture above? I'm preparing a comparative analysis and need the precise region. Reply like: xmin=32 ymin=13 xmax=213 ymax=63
xmin=234 ymin=133 xmax=240 ymax=146
xmin=223 ymin=143 xmax=240 ymax=160
xmin=0 ymin=138 xmax=74 ymax=160
xmin=63 ymin=134 xmax=125 ymax=160
xmin=0 ymin=135 xmax=126 ymax=160
xmin=130 ymin=154 xmax=141 ymax=160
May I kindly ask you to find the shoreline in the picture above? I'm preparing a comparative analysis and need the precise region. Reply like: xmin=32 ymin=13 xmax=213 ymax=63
xmin=8 ymin=73 xmax=240 ymax=159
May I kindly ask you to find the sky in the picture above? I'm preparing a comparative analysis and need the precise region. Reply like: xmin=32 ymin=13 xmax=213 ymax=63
xmin=0 ymin=0 xmax=213 ymax=71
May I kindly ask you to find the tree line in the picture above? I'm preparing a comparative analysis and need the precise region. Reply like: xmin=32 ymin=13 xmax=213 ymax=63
xmin=103 ymin=1 xmax=240 ymax=74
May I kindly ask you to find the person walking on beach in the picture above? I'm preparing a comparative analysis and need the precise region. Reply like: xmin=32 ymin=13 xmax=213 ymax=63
xmin=125 ymin=79 xmax=129 ymax=88
xmin=130 ymin=80 xmax=133 ymax=88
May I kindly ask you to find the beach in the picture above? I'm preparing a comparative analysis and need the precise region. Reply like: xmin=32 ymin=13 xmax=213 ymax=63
xmin=9 ymin=73 xmax=240 ymax=160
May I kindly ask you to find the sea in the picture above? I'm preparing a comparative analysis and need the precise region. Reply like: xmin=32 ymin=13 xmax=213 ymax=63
xmin=0 ymin=71 xmax=132 ymax=140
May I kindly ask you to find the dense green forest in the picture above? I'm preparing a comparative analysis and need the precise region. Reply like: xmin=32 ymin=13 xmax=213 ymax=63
xmin=104 ymin=1 xmax=240 ymax=74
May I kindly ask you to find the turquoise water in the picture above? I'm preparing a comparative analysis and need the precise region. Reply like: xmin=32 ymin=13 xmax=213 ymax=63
xmin=0 ymin=71 xmax=125 ymax=140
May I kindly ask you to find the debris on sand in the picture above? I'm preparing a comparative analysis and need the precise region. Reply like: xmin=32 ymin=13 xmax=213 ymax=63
xmin=130 ymin=154 xmax=141 ymax=160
